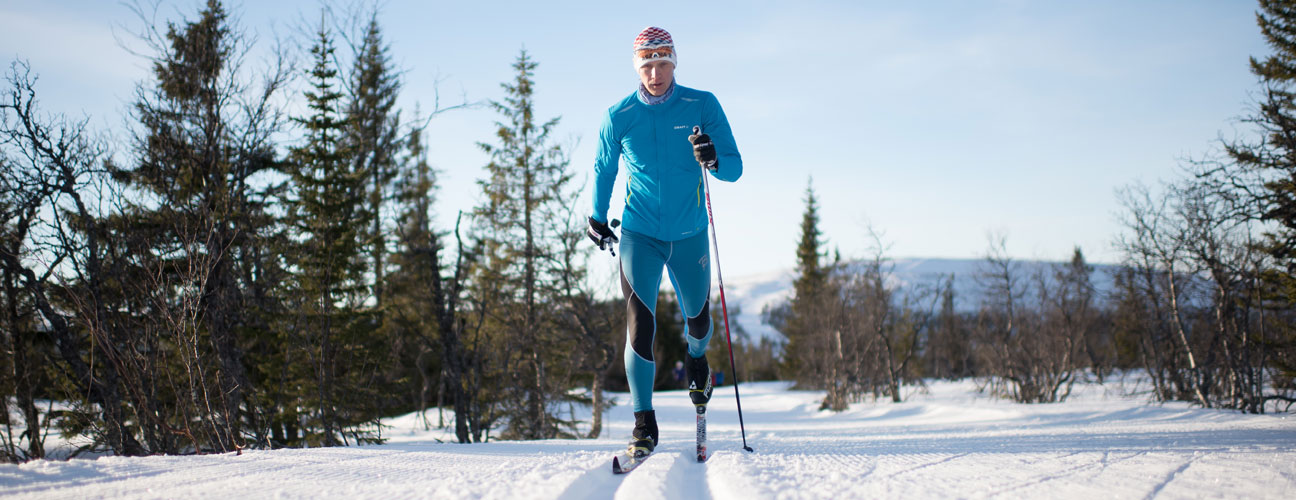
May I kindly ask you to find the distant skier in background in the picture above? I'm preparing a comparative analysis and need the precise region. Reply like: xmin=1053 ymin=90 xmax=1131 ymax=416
xmin=587 ymin=26 xmax=743 ymax=458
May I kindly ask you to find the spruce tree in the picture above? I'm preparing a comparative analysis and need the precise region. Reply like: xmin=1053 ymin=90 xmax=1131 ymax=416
xmin=345 ymin=14 xmax=402 ymax=308
xmin=781 ymin=177 xmax=828 ymax=381
xmin=120 ymin=0 xmax=284 ymax=451
xmin=340 ymin=10 xmax=411 ymax=431
xmin=793 ymin=177 xmax=827 ymax=299
xmin=1224 ymin=0 xmax=1296 ymax=380
xmin=1229 ymin=1 xmax=1296 ymax=300
xmin=283 ymin=16 xmax=376 ymax=446
xmin=472 ymin=49 xmax=580 ymax=440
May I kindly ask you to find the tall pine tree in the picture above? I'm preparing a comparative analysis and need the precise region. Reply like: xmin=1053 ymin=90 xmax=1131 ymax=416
xmin=345 ymin=13 xmax=402 ymax=308
xmin=472 ymin=49 xmax=581 ymax=440
xmin=120 ymin=0 xmax=286 ymax=451
xmin=780 ymin=177 xmax=829 ymax=381
xmin=1224 ymin=0 xmax=1296 ymax=381
xmin=1228 ymin=0 xmax=1296 ymax=300
xmin=282 ymin=15 xmax=378 ymax=446
xmin=793 ymin=177 xmax=827 ymax=298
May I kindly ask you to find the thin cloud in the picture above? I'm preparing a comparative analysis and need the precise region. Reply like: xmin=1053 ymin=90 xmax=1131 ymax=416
xmin=0 ymin=7 xmax=142 ymax=82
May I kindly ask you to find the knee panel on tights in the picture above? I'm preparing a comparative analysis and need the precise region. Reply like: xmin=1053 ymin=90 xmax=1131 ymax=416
xmin=687 ymin=301 xmax=711 ymax=340
xmin=621 ymin=267 xmax=656 ymax=361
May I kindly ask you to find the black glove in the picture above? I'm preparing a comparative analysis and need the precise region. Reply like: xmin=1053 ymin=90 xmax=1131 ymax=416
xmin=587 ymin=217 xmax=620 ymax=255
xmin=689 ymin=126 xmax=718 ymax=171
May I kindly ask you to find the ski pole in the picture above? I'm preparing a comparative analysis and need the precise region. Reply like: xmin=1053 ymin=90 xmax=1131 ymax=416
xmin=694 ymin=126 xmax=754 ymax=453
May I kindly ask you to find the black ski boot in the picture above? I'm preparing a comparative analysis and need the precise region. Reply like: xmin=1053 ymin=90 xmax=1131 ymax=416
xmin=629 ymin=410 xmax=658 ymax=457
xmin=685 ymin=354 xmax=714 ymax=407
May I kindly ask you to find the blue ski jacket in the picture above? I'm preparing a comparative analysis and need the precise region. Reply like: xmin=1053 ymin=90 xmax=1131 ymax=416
xmin=591 ymin=84 xmax=742 ymax=242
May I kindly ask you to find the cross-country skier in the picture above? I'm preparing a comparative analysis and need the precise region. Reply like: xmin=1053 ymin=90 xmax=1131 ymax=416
xmin=587 ymin=26 xmax=743 ymax=458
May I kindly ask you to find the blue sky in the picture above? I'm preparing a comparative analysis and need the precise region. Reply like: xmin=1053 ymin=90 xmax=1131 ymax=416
xmin=0 ymin=0 xmax=1270 ymax=283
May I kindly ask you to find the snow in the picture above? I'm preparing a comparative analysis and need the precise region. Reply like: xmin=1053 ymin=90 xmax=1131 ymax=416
xmin=3 ymin=377 xmax=1294 ymax=499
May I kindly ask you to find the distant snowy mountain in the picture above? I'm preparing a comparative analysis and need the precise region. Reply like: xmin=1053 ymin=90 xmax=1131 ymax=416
xmin=724 ymin=257 xmax=1119 ymax=345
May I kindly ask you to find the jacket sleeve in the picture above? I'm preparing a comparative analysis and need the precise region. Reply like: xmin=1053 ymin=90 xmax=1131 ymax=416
xmin=591 ymin=109 xmax=621 ymax=223
xmin=703 ymin=93 xmax=742 ymax=182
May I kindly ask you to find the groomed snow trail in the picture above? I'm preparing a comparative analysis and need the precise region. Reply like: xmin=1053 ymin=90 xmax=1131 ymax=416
xmin=2 ymin=379 xmax=1294 ymax=499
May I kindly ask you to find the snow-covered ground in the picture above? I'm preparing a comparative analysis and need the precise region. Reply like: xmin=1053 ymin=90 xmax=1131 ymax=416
xmin=2 ymin=377 xmax=1294 ymax=499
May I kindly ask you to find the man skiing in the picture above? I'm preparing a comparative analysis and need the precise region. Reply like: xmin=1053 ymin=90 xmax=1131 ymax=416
xmin=587 ymin=26 xmax=743 ymax=459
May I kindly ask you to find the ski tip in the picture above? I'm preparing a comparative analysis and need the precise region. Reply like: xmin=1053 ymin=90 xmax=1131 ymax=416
xmin=612 ymin=455 xmax=622 ymax=474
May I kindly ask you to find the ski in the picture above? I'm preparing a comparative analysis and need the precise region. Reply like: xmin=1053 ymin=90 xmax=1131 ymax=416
xmin=696 ymin=405 xmax=707 ymax=462
xmin=612 ymin=451 xmax=653 ymax=474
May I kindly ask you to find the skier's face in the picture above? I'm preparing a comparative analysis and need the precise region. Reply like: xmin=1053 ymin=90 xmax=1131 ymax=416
xmin=638 ymin=60 xmax=674 ymax=96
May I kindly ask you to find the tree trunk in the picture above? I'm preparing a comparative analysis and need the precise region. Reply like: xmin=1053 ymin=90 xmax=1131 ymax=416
xmin=416 ymin=348 xmax=430 ymax=429
xmin=432 ymin=213 xmax=472 ymax=443
xmin=885 ymin=346 xmax=902 ymax=404
xmin=371 ymin=168 xmax=386 ymax=307
xmin=521 ymin=154 xmax=546 ymax=440
xmin=588 ymin=371 xmax=604 ymax=439
xmin=4 ymin=263 xmax=43 ymax=459
xmin=13 ymin=328 xmax=43 ymax=459
xmin=1165 ymin=268 xmax=1210 ymax=407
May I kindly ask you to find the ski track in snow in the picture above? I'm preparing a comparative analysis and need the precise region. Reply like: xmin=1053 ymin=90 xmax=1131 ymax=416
xmin=3 ymin=379 xmax=1296 ymax=499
